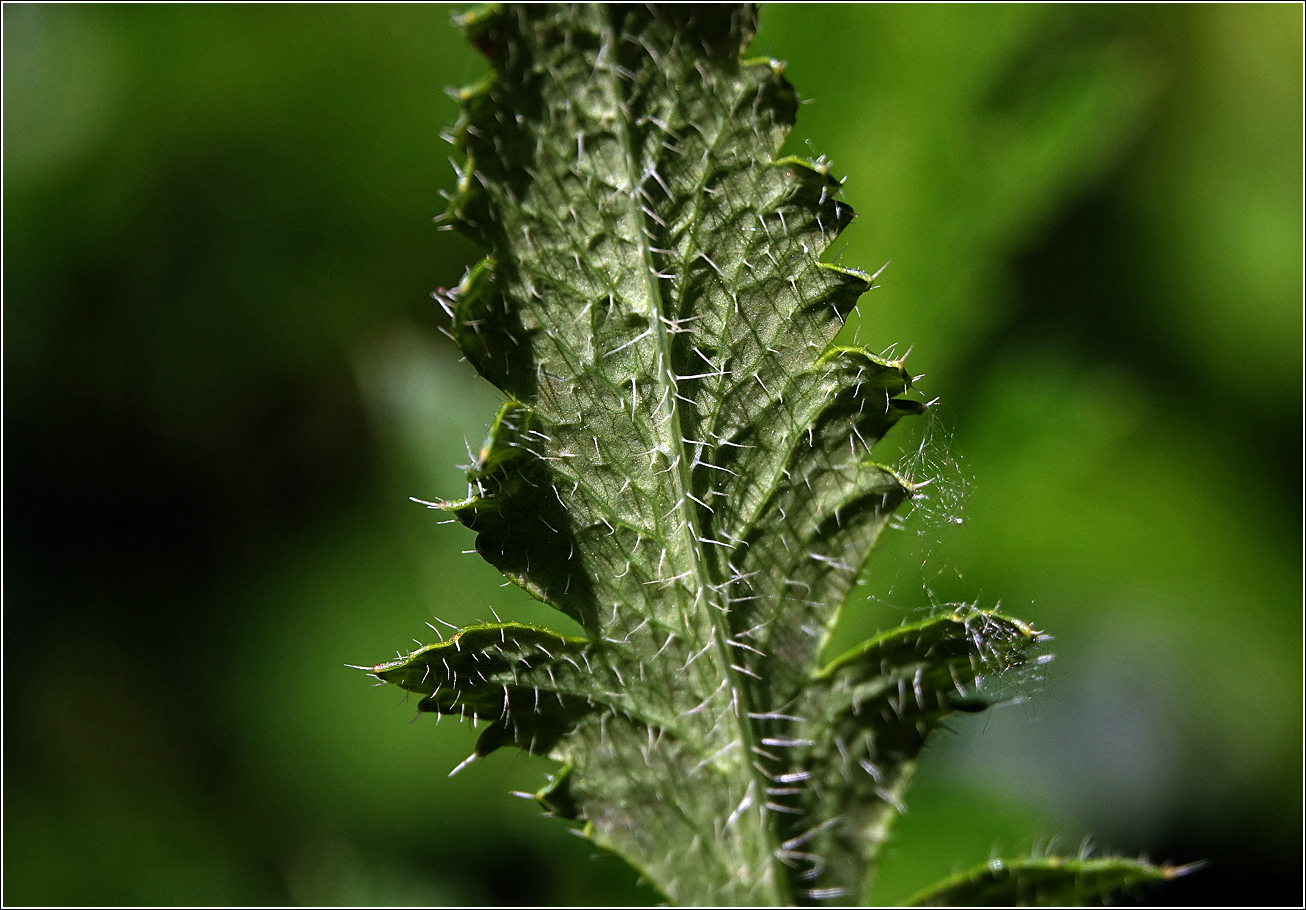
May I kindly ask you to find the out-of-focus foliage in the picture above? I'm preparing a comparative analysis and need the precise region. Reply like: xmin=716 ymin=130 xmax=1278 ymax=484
xmin=3 ymin=4 xmax=1299 ymax=906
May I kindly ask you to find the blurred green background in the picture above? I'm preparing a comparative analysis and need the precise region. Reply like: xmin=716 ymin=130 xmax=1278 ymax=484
xmin=4 ymin=4 xmax=1300 ymax=905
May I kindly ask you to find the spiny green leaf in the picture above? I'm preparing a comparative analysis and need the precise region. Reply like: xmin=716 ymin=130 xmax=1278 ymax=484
xmin=787 ymin=609 xmax=1049 ymax=894
xmin=362 ymin=4 xmax=1157 ymax=906
xmin=901 ymin=856 xmax=1199 ymax=907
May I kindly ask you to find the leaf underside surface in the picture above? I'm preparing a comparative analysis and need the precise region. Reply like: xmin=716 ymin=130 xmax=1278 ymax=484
xmin=366 ymin=4 xmax=1177 ymax=906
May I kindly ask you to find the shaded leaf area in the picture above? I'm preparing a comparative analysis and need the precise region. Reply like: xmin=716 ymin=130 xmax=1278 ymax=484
xmin=785 ymin=610 xmax=1049 ymax=896
xmin=902 ymin=856 xmax=1197 ymax=907
xmin=371 ymin=623 xmax=606 ymax=761
xmin=369 ymin=3 xmax=1046 ymax=905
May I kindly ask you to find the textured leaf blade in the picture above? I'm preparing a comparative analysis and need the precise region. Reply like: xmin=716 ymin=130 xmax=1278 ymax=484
xmin=780 ymin=610 xmax=1048 ymax=896
xmin=365 ymin=5 xmax=1059 ymax=905
xmin=439 ymin=7 xmax=919 ymax=901
xmin=902 ymin=856 xmax=1198 ymax=907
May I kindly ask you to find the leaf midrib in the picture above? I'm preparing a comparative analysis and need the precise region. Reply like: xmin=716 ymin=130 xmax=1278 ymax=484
xmin=601 ymin=8 xmax=789 ymax=904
